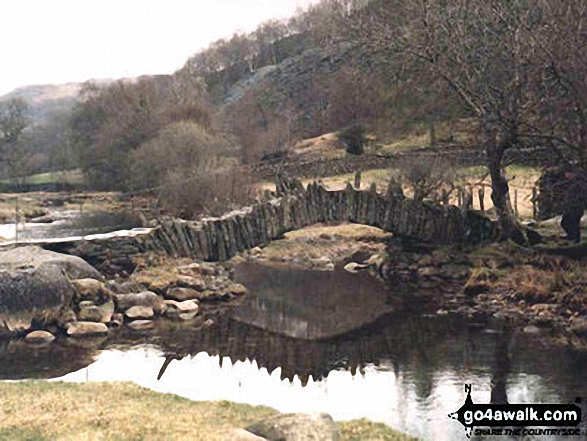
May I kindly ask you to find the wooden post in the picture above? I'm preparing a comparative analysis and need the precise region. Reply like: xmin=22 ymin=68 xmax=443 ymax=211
xmin=478 ymin=187 xmax=485 ymax=213
xmin=457 ymin=188 xmax=462 ymax=207
xmin=354 ymin=171 xmax=361 ymax=189
xmin=441 ymin=188 xmax=449 ymax=205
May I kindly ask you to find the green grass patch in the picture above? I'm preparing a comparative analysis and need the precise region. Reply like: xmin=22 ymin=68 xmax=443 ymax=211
xmin=0 ymin=381 xmax=417 ymax=441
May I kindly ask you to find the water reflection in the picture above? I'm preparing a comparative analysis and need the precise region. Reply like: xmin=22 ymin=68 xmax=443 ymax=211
xmin=0 ymin=263 xmax=585 ymax=440
xmin=231 ymin=263 xmax=397 ymax=339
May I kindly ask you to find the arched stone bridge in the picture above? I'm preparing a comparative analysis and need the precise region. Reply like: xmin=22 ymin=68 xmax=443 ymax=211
xmin=133 ymin=177 xmax=497 ymax=262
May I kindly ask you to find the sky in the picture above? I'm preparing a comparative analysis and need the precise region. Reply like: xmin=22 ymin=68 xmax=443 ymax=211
xmin=0 ymin=0 xmax=317 ymax=96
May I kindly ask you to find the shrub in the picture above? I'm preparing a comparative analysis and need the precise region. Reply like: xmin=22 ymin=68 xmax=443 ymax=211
xmin=338 ymin=124 xmax=366 ymax=155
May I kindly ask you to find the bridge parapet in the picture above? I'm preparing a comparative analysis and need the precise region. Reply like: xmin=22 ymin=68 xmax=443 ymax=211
xmin=136 ymin=177 xmax=497 ymax=262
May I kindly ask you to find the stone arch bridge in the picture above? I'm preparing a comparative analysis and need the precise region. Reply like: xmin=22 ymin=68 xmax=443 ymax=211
xmin=40 ymin=177 xmax=497 ymax=271
xmin=125 ymin=177 xmax=494 ymax=256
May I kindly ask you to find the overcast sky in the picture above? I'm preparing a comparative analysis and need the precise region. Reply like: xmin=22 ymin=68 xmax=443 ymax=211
xmin=0 ymin=0 xmax=316 ymax=96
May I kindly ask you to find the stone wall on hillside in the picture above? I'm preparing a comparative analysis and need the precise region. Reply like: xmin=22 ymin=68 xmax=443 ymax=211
xmin=250 ymin=146 xmax=563 ymax=181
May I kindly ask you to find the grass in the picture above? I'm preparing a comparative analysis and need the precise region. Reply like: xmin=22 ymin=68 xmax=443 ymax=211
xmin=0 ymin=381 xmax=417 ymax=441
xmin=23 ymin=170 xmax=84 ymax=186
xmin=468 ymin=241 xmax=587 ymax=310
xmin=258 ymin=164 xmax=542 ymax=221
xmin=0 ymin=169 xmax=84 ymax=187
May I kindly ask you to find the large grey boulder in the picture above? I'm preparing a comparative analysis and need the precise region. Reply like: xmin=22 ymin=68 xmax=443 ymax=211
xmin=246 ymin=413 xmax=340 ymax=441
xmin=0 ymin=246 xmax=103 ymax=333
xmin=0 ymin=246 xmax=102 ymax=281
xmin=0 ymin=264 xmax=73 ymax=332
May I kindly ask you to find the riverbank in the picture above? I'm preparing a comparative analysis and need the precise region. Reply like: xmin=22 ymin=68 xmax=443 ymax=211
xmin=0 ymin=381 xmax=416 ymax=440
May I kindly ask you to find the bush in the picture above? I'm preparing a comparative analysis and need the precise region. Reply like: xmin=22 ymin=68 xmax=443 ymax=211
xmin=396 ymin=155 xmax=457 ymax=201
xmin=159 ymin=167 xmax=255 ymax=218
xmin=338 ymin=124 xmax=366 ymax=155
xmin=132 ymin=121 xmax=252 ymax=218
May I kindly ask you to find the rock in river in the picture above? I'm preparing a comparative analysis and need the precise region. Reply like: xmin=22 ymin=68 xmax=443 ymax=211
xmin=163 ymin=300 xmax=199 ymax=320
xmin=114 ymin=292 xmax=165 ymax=315
xmin=125 ymin=306 xmax=154 ymax=320
xmin=0 ymin=246 xmax=105 ymax=332
xmin=72 ymin=279 xmax=112 ymax=303
xmin=0 ymin=263 xmax=74 ymax=333
xmin=127 ymin=320 xmax=154 ymax=330
xmin=25 ymin=330 xmax=56 ymax=344
xmin=66 ymin=322 xmax=109 ymax=337
xmin=166 ymin=287 xmax=201 ymax=302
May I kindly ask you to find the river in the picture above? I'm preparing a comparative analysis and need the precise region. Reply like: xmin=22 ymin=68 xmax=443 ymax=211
xmin=1 ymin=263 xmax=585 ymax=440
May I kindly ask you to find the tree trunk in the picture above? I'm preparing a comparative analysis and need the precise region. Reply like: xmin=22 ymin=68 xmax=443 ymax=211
xmin=485 ymin=128 xmax=525 ymax=243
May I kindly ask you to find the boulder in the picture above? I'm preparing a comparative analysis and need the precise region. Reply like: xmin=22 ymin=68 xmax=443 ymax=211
xmin=343 ymin=262 xmax=368 ymax=273
xmin=570 ymin=318 xmax=587 ymax=338
xmin=176 ymin=275 xmax=205 ymax=291
xmin=109 ymin=313 xmax=124 ymax=328
xmin=0 ymin=246 xmax=102 ymax=281
xmin=78 ymin=301 xmax=114 ymax=323
xmin=164 ymin=300 xmax=199 ymax=320
xmin=114 ymin=292 xmax=165 ymax=315
xmin=127 ymin=320 xmax=154 ymax=330
xmin=78 ymin=306 xmax=103 ymax=322
xmin=66 ymin=322 xmax=109 ymax=337
xmin=246 ymin=413 xmax=340 ymax=441
xmin=25 ymin=330 xmax=56 ymax=344
xmin=166 ymin=287 xmax=201 ymax=302
xmin=224 ymin=429 xmax=267 ymax=441
xmin=228 ymin=283 xmax=248 ymax=296
xmin=72 ymin=279 xmax=112 ymax=303
xmin=0 ymin=263 xmax=74 ymax=332
xmin=125 ymin=306 xmax=154 ymax=320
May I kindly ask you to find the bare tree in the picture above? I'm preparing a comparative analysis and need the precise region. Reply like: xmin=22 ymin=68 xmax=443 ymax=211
xmin=0 ymin=97 xmax=31 ymax=184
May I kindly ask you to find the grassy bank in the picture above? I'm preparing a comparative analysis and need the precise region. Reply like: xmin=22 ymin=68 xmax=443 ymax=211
xmin=0 ymin=381 xmax=417 ymax=441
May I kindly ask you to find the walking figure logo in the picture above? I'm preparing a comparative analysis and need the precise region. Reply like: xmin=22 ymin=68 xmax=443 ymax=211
xmin=448 ymin=384 xmax=475 ymax=438
xmin=448 ymin=384 xmax=582 ymax=439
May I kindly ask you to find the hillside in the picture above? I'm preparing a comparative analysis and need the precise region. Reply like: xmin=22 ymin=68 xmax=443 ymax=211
xmin=0 ymin=79 xmax=116 ymax=124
